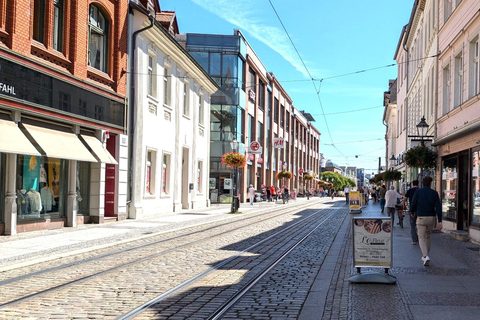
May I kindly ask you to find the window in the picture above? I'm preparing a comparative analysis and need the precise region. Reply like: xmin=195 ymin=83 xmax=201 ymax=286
xmin=145 ymin=150 xmax=156 ymax=195
xmin=454 ymin=53 xmax=463 ymax=108
xmin=198 ymin=93 xmax=204 ymax=125
xmin=197 ymin=161 xmax=203 ymax=193
xmin=469 ymin=39 xmax=479 ymax=98
xmin=88 ymin=5 xmax=108 ymax=72
xmin=147 ymin=54 xmax=157 ymax=97
xmin=59 ymin=92 xmax=70 ymax=111
xmin=274 ymin=98 xmax=279 ymax=124
xmin=472 ymin=149 xmax=480 ymax=226
xmin=162 ymin=153 xmax=171 ymax=194
xmin=209 ymin=53 xmax=221 ymax=76
xmin=53 ymin=0 xmax=64 ymax=52
xmin=280 ymin=105 xmax=284 ymax=128
xmin=258 ymin=82 xmax=265 ymax=111
xmin=183 ymin=80 xmax=190 ymax=116
xmin=442 ymin=65 xmax=451 ymax=115
xmin=163 ymin=66 xmax=171 ymax=106
xmin=33 ymin=0 xmax=46 ymax=44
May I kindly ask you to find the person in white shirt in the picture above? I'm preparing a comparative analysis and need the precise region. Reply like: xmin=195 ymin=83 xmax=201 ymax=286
xmin=249 ymin=184 xmax=255 ymax=205
xmin=385 ymin=185 xmax=402 ymax=225
xmin=344 ymin=186 xmax=350 ymax=204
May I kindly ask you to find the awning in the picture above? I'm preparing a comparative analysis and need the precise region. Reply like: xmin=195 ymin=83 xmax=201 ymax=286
xmin=23 ymin=124 xmax=97 ymax=162
xmin=80 ymin=135 xmax=118 ymax=165
xmin=0 ymin=119 xmax=41 ymax=156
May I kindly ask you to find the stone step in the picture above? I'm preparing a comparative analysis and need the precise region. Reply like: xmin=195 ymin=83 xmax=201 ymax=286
xmin=449 ymin=230 xmax=469 ymax=242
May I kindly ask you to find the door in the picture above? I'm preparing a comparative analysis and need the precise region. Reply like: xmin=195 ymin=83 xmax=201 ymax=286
xmin=458 ymin=152 xmax=469 ymax=230
xmin=104 ymin=135 xmax=116 ymax=217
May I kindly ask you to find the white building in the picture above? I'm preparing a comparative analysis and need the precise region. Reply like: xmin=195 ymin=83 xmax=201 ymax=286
xmin=128 ymin=1 xmax=218 ymax=219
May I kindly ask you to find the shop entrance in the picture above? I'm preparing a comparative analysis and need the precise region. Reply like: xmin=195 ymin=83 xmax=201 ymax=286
xmin=104 ymin=135 xmax=116 ymax=217
xmin=458 ymin=152 xmax=469 ymax=230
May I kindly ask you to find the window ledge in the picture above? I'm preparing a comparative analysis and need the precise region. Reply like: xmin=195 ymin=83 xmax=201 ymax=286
xmin=147 ymin=95 xmax=159 ymax=103
xmin=87 ymin=66 xmax=114 ymax=88
xmin=163 ymin=103 xmax=172 ymax=111
xmin=31 ymin=41 xmax=71 ymax=70
xmin=182 ymin=114 xmax=191 ymax=120
xmin=143 ymin=195 xmax=156 ymax=199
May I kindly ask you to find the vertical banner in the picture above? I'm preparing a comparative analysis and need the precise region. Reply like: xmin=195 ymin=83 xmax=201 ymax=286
xmin=352 ymin=217 xmax=393 ymax=268
xmin=349 ymin=191 xmax=361 ymax=212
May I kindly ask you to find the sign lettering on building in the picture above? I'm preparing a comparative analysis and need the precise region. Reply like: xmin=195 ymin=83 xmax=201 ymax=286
xmin=273 ymin=137 xmax=285 ymax=148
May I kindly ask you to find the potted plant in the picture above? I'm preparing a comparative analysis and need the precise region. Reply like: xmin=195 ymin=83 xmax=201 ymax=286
xmin=404 ymin=145 xmax=437 ymax=170
xmin=221 ymin=152 xmax=246 ymax=168
xmin=276 ymin=170 xmax=292 ymax=180
xmin=383 ymin=170 xmax=402 ymax=181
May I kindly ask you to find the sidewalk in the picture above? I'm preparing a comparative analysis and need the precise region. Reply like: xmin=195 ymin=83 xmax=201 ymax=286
xmin=349 ymin=200 xmax=480 ymax=319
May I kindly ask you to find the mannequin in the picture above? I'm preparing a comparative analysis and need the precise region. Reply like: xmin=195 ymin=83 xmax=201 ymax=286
xmin=27 ymin=188 xmax=42 ymax=215
xmin=17 ymin=189 xmax=30 ymax=215
xmin=41 ymin=184 xmax=55 ymax=212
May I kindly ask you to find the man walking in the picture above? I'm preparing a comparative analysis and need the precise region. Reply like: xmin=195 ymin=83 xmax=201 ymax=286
xmin=378 ymin=185 xmax=387 ymax=213
xmin=403 ymin=180 xmax=419 ymax=244
xmin=344 ymin=186 xmax=350 ymax=204
xmin=385 ymin=185 xmax=402 ymax=225
xmin=410 ymin=176 xmax=442 ymax=266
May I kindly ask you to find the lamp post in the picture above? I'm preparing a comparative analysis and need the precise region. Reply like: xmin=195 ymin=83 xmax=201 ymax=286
xmin=230 ymin=138 xmax=239 ymax=213
xmin=416 ymin=116 xmax=429 ymax=184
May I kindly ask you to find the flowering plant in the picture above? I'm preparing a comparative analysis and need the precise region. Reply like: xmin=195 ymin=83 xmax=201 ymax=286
xmin=276 ymin=170 xmax=292 ymax=180
xmin=221 ymin=152 xmax=246 ymax=168
xmin=383 ymin=170 xmax=402 ymax=181
xmin=303 ymin=174 xmax=313 ymax=181
xmin=404 ymin=146 xmax=437 ymax=170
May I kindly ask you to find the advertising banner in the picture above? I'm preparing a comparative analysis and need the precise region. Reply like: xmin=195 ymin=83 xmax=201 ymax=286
xmin=349 ymin=191 xmax=361 ymax=211
xmin=352 ymin=217 xmax=393 ymax=268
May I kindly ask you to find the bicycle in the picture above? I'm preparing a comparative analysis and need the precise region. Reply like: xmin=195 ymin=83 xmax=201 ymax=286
xmin=395 ymin=204 xmax=404 ymax=228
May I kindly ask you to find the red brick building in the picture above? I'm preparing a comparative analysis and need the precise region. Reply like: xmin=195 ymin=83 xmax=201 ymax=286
xmin=0 ymin=0 xmax=128 ymax=235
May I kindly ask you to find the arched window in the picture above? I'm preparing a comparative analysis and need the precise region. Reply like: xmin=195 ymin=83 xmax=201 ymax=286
xmin=88 ymin=5 xmax=108 ymax=72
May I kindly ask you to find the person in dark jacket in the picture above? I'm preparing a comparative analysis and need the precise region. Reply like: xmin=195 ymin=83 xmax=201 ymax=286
xmin=410 ymin=176 xmax=442 ymax=266
xmin=403 ymin=180 xmax=419 ymax=244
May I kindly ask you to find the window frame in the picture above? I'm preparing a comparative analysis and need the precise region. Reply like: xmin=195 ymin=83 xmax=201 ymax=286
xmin=147 ymin=53 xmax=157 ymax=98
xmin=162 ymin=152 xmax=171 ymax=195
xmin=88 ymin=5 xmax=109 ymax=73
xmin=53 ymin=0 xmax=64 ymax=52
xmin=145 ymin=149 xmax=157 ymax=196
xmin=163 ymin=66 xmax=171 ymax=107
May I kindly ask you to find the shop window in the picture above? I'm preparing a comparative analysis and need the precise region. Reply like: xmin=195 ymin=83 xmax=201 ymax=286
xmin=16 ymin=155 xmax=67 ymax=221
xmin=147 ymin=54 xmax=157 ymax=98
xmin=197 ymin=161 xmax=203 ymax=193
xmin=88 ymin=5 xmax=108 ymax=73
xmin=473 ymin=149 xmax=480 ymax=226
xmin=441 ymin=157 xmax=457 ymax=221
xmin=0 ymin=153 xmax=4 ymax=223
xmin=162 ymin=153 xmax=171 ymax=195
xmin=53 ymin=0 xmax=64 ymax=52
xmin=145 ymin=149 xmax=156 ymax=195
xmin=33 ymin=0 xmax=46 ymax=44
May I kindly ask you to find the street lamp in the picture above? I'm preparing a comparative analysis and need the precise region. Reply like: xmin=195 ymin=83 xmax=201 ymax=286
xmin=417 ymin=116 xmax=429 ymax=145
xmin=230 ymin=138 xmax=239 ymax=213
xmin=389 ymin=154 xmax=396 ymax=171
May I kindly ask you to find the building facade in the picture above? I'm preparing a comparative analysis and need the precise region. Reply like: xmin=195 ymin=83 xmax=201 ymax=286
xmin=180 ymin=30 xmax=321 ymax=203
xmin=127 ymin=1 xmax=218 ymax=218
xmin=0 ymin=0 xmax=128 ymax=235
xmin=435 ymin=0 xmax=480 ymax=242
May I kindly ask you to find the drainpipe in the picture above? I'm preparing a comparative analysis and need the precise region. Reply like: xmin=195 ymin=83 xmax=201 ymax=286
xmin=127 ymin=11 xmax=155 ymax=215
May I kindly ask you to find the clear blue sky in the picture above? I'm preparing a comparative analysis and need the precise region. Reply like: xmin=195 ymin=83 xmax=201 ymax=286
xmin=160 ymin=0 xmax=414 ymax=174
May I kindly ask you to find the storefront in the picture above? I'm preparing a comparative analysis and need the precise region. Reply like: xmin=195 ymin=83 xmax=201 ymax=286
xmin=437 ymin=135 xmax=480 ymax=243
xmin=0 ymin=54 xmax=124 ymax=235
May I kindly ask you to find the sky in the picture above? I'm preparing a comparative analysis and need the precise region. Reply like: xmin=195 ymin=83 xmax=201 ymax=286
xmin=160 ymin=0 xmax=414 ymax=175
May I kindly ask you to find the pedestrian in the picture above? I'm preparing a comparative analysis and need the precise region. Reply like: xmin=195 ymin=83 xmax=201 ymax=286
xmin=248 ymin=184 xmax=255 ymax=205
xmin=378 ymin=185 xmax=387 ymax=213
xmin=344 ymin=185 xmax=350 ymax=204
xmin=385 ymin=185 xmax=402 ymax=225
xmin=403 ymin=180 xmax=419 ymax=245
xmin=410 ymin=176 xmax=442 ymax=266
xmin=330 ymin=187 xmax=335 ymax=199
xmin=371 ymin=186 xmax=377 ymax=203
xmin=270 ymin=186 xmax=275 ymax=201
xmin=266 ymin=186 xmax=272 ymax=202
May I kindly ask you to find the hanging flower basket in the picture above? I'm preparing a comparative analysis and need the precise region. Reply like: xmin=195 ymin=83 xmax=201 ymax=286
xmin=303 ymin=174 xmax=313 ymax=181
xmin=276 ymin=170 xmax=292 ymax=180
xmin=404 ymin=146 xmax=437 ymax=170
xmin=221 ymin=152 xmax=246 ymax=168
xmin=383 ymin=170 xmax=402 ymax=181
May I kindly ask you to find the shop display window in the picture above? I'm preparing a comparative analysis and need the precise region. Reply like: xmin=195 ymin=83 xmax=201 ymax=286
xmin=76 ymin=161 xmax=90 ymax=216
xmin=16 ymin=155 xmax=67 ymax=220
xmin=473 ymin=149 xmax=480 ymax=226
xmin=441 ymin=157 xmax=457 ymax=221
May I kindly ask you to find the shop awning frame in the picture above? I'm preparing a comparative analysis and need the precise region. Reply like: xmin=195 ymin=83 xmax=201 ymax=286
xmin=80 ymin=134 xmax=118 ymax=165
xmin=0 ymin=119 xmax=41 ymax=156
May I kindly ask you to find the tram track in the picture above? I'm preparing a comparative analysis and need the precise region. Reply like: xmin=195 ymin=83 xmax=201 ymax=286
xmin=0 ymin=200 xmax=346 ymax=319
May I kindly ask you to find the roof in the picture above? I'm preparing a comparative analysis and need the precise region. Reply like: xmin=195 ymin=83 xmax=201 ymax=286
xmin=156 ymin=11 xmax=179 ymax=35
